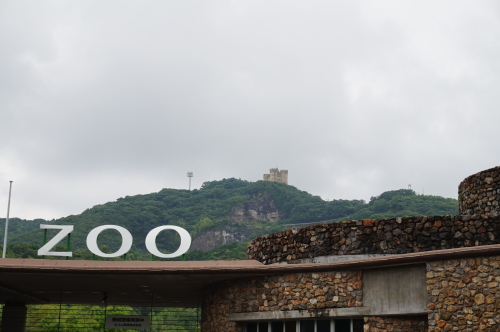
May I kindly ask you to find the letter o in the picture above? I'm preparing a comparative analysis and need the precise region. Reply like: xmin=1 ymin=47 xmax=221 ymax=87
xmin=145 ymin=226 xmax=191 ymax=258
xmin=86 ymin=225 xmax=133 ymax=258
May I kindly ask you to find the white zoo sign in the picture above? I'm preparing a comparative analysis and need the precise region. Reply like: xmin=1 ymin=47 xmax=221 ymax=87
xmin=37 ymin=224 xmax=191 ymax=258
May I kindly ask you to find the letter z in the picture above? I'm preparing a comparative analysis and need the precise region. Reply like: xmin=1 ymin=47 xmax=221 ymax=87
xmin=37 ymin=224 xmax=74 ymax=257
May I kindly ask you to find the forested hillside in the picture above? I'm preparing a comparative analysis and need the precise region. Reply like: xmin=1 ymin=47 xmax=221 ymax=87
xmin=6 ymin=179 xmax=364 ymax=256
xmin=0 ymin=179 xmax=459 ymax=260
xmin=340 ymin=189 xmax=459 ymax=221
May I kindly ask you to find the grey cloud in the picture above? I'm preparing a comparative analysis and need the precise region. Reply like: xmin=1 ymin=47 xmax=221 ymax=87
xmin=1 ymin=0 xmax=499 ymax=218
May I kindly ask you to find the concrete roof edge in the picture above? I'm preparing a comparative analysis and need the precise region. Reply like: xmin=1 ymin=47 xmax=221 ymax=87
xmin=0 ymin=245 xmax=499 ymax=275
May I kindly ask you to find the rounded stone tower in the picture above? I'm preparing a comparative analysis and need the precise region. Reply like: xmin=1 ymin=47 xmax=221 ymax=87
xmin=458 ymin=165 xmax=500 ymax=217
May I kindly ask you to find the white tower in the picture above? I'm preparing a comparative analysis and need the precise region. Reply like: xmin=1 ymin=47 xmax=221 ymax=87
xmin=187 ymin=172 xmax=193 ymax=190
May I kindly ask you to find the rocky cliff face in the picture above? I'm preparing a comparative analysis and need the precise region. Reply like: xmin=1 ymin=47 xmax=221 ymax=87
xmin=190 ymin=225 xmax=253 ymax=251
xmin=190 ymin=194 xmax=281 ymax=251
xmin=228 ymin=194 xmax=281 ymax=222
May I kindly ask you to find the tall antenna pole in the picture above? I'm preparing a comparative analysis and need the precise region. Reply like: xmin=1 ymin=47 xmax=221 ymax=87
xmin=2 ymin=181 xmax=13 ymax=259
xmin=187 ymin=172 xmax=193 ymax=191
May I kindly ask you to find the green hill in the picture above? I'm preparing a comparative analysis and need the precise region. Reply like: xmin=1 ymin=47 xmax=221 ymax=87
xmin=7 ymin=179 xmax=363 ymax=256
xmin=1 ymin=180 xmax=458 ymax=260
xmin=340 ymin=189 xmax=458 ymax=221
xmin=0 ymin=218 xmax=45 ymax=241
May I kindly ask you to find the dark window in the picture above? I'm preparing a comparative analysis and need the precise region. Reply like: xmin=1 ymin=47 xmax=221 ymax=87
xmin=271 ymin=321 xmax=284 ymax=332
xmin=317 ymin=320 xmax=330 ymax=332
xmin=247 ymin=323 xmax=258 ymax=332
xmin=334 ymin=319 xmax=351 ymax=332
xmin=352 ymin=319 xmax=364 ymax=332
xmin=285 ymin=321 xmax=296 ymax=332
xmin=300 ymin=320 xmax=314 ymax=332
xmin=259 ymin=322 xmax=269 ymax=332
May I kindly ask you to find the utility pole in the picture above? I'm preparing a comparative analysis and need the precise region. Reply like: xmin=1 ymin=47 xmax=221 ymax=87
xmin=2 ymin=181 xmax=13 ymax=259
xmin=187 ymin=172 xmax=193 ymax=191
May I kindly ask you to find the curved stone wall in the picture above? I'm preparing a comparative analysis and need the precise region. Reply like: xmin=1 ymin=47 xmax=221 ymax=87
xmin=459 ymin=166 xmax=500 ymax=217
xmin=247 ymin=215 xmax=500 ymax=264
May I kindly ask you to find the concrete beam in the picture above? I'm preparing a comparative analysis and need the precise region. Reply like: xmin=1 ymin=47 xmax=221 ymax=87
xmin=363 ymin=264 xmax=427 ymax=315
xmin=229 ymin=308 xmax=372 ymax=321
xmin=0 ymin=282 xmax=49 ymax=303
xmin=229 ymin=304 xmax=427 ymax=322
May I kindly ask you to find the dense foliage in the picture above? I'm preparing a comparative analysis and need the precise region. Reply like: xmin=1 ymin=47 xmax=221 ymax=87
xmin=0 ymin=218 xmax=45 ymax=241
xmin=341 ymin=189 xmax=459 ymax=221
xmin=14 ymin=304 xmax=198 ymax=331
xmin=7 ymin=179 xmax=364 ymax=255
xmin=184 ymin=242 xmax=248 ymax=261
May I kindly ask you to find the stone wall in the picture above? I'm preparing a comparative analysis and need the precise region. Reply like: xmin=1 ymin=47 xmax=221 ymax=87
xmin=459 ymin=166 xmax=500 ymax=217
xmin=201 ymin=271 xmax=362 ymax=332
xmin=363 ymin=316 xmax=427 ymax=332
xmin=248 ymin=215 xmax=500 ymax=264
xmin=426 ymin=255 xmax=500 ymax=331
xmin=201 ymin=289 xmax=243 ymax=332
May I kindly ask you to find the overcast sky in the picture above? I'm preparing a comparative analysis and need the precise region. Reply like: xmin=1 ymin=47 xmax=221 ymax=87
xmin=1 ymin=1 xmax=499 ymax=220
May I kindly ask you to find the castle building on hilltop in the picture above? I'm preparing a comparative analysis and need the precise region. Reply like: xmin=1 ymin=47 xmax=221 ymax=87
xmin=263 ymin=168 xmax=288 ymax=184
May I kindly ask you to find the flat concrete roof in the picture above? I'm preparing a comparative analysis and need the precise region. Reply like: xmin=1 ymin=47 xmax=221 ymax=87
xmin=1 ymin=244 xmax=499 ymax=307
